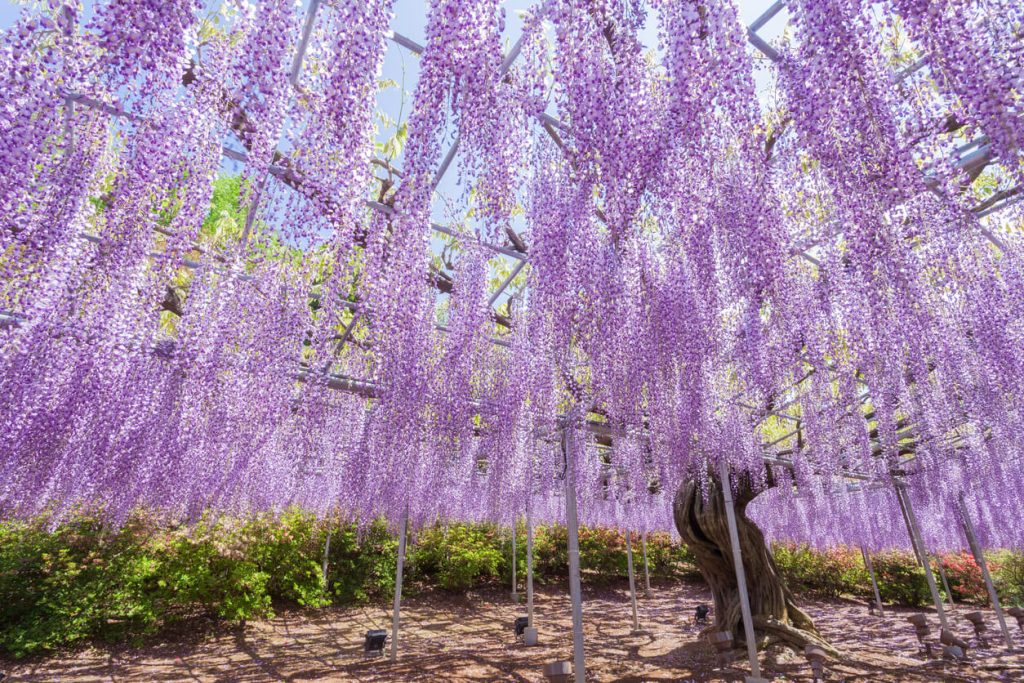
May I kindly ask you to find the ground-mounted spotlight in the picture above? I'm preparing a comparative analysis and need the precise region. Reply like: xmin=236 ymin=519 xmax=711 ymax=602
xmin=542 ymin=660 xmax=572 ymax=682
xmin=804 ymin=644 xmax=828 ymax=682
xmin=907 ymin=614 xmax=933 ymax=657
xmin=940 ymin=628 xmax=970 ymax=662
xmin=694 ymin=604 xmax=710 ymax=626
xmin=364 ymin=629 xmax=387 ymax=656
xmin=514 ymin=616 xmax=529 ymax=640
xmin=1008 ymin=607 xmax=1024 ymax=634
xmin=963 ymin=611 xmax=989 ymax=647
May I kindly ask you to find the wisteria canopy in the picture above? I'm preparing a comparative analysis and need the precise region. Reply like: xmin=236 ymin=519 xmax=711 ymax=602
xmin=1 ymin=0 xmax=1022 ymax=554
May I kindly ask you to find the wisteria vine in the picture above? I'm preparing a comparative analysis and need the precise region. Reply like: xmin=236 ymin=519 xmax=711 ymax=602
xmin=0 ymin=0 xmax=1022 ymax=555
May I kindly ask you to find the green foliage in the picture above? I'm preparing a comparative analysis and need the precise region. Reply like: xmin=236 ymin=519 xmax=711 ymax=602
xmin=4 ymin=510 xmax=1022 ymax=660
xmin=771 ymin=543 xmax=1017 ymax=609
xmin=411 ymin=523 xmax=504 ymax=591
xmin=871 ymin=551 xmax=932 ymax=607
xmin=531 ymin=524 xmax=568 ymax=579
xmin=234 ymin=510 xmax=330 ymax=609
xmin=992 ymin=550 xmax=1024 ymax=607
xmin=643 ymin=532 xmax=701 ymax=579
xmin=324 ymin=519 xmax=398 ymax=604
xmin=200 ymin=174 xmax=248 ymax=246
xmin=1 ymin=510 xmax=351 ymax=658
xmin=772 ymin=543 xmax=869 ymax=600
xmin=530 ymin=525 xmax=696 ymax=583
xmin=0 ymin=514 xmax=166 ymax=657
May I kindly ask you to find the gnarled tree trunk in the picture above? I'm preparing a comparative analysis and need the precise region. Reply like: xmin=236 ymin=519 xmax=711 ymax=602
xmin=674 ymin=470 xmax=837 ymax=655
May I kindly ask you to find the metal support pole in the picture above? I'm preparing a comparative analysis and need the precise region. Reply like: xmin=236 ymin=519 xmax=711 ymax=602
xmin=390 ymin=505 xmax=409 ymax=662
xmin=896 ymin=489 xmax=926 ymax=569
xmin=563 ymin=424 xmax=586 ymax=683
xmin=626 ymin=529 xmax=640 ymax=631
xmin=527 ymin=504 xmax=535 ymax=627
xmin=641 ymin=531 xmax=652 ymax=595
xmin=958 ymin=493 xmax=1013 ymax=650
xmin=719 ymin=459 xmax=761 ymax=680
xmin=322 ymin=530 xmax=331 ymax=586
xmin=935 ymin=557 xmax=956 ymax=609
xmin=861 ymin=545 xmax=884 ymax=615
xmin=512 ymin=520 xmax=518 ymax=600
xmin=895 ymin=484 xmax=948 ymax=630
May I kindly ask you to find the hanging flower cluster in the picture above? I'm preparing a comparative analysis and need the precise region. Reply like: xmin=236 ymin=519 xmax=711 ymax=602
xmin=0 ymin=0 xmax=1022 ymax=551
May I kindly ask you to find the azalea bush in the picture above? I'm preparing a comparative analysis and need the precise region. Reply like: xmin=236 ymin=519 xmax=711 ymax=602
xmin=3 ymin=510 xmax=1022 ymax=659
xmin=771 ymin=543 xmax=1006 ymax=608
xmin=772 ymin=543 xmax=870 ymax=600
xmin=938 ymin=551 xmax=988 ymax=604
xmin=410 ymin=523 xmax=504 ymax=591
xmin=530 ymin=525 xmax=696 ymax=583
xmin=992 ymin=550 xmax=1024 ymax=607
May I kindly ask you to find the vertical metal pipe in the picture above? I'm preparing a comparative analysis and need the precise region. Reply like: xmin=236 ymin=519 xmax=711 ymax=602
xmin=958 ymin=493 xmax=1013 ymax=650
xmin=563 ymin=424 xmax=586 ymax=683
xmin=895 ymin=484 xmax=948 ymax=630
xmin=289 ymin=0 xmax=321 ymax=83
xmin=322 ymin=530 xmax=332 ymax=586
xmin=527 ymin=503 xmax=535 ymax=627
xmin=861 ymin=545 xmax=883 ymax=615
xmin=719 ymin=459 xmax=761 ymax=680
xmin=390 ymin=505 xmax=409 ymax=662
xmin=626 ymin=529 xmax=640 ymax=631
xmin=935 ymin=557 xmax=956 ymax=609
xmin=512 ymin=520 xmax=518 ymax=599
xmin=641 ymin=532 xmax=652 ymax=595
xmin=432 ymin=137 xmax=460 ymax=190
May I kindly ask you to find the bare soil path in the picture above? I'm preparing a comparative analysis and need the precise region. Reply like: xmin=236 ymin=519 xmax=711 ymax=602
xmin=3 ymin=579 xmax=1022 ymax=681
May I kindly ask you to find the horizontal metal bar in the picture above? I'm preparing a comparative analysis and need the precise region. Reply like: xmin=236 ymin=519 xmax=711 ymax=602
xmin=432 ymin=136 xmax=460 ymax=190
xmin=499 ymin=35 xmax=524 ymax=74
xmin=762 ymin=428 xmax=798 ymax=449
xmin=977 ymin=192 xmax=1022 ymax=218
xmin=893 ymin=56 xmax=928 ymax=84
xmin=433 ymin=324 xmax=512 ymax=348
xmin=363 ymin=199 xmax=527 ymax=260
xmin=539 ymin=113 xmax=571 ymax=134
xmin=734 ymin=400 xmax=801 ymax=424
xmin=387 ymin=30 xmax=424 ymax=55
xmin=64 ymin=92 xmax=140 ymax=121
xmin=289 ymin=0 xmax=321 ymax=84
xmin=749 ymin=0 xmax=784 ymax=33
xmin=487 ymin=259 xmax=527 ymax=307
xmin=747 ymin=30 xmax=781 ymax=62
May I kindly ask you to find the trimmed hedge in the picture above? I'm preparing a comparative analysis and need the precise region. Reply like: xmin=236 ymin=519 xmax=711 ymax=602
xmin=1 ymin=511 xmax=1021 ymax=658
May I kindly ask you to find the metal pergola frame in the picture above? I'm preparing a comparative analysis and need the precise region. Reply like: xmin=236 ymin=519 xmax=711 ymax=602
xmin=5 ymin=2 xmax=1022 ymax=679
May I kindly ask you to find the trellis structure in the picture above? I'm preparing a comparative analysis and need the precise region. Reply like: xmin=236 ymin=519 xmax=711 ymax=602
xmin=2 ymin=0 xmax=1023 ymax=681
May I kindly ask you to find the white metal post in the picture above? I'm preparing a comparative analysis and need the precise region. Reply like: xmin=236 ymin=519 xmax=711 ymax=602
xmin=641 ymin=531 xmax=651 ymax=595
xmin=512 ymin=520 xmax=518 ymax=600
xmin=390 ymin=505 xmax=409 ymax=662
xmin=527 ymin=504 xmax=535 ymax=627
xmin=719 ymin=459 xmax=761 ymax=680
xmin=958 ymin=493 xmax=1013 ymax=650
xmin=563 ymin=424 xmax=586 ymax=683
xmin=935 ymin=557 xmax=956 ymax=609
xmin=626 ymin=529 xmax=640 ymax=631
xmin=861 ymin=545 xmax=883 ymax=615
xmin=895 ymin=484 xmax=948 ymax=630
xmin=322 ymin=530 xmax=332 ymax=586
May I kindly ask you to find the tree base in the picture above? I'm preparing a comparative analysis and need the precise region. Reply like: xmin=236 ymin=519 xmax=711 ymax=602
xmin=674 ymin=472 xmax=838 ymax=657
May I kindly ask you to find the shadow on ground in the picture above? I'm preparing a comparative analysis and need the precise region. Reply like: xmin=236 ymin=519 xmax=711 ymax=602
xmin=3 ymin=579 xmax=1022 ymax=682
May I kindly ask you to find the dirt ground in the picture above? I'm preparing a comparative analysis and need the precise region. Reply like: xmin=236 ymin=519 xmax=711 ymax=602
xmin=3 ymin=579 xmax=1023 ymax=682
